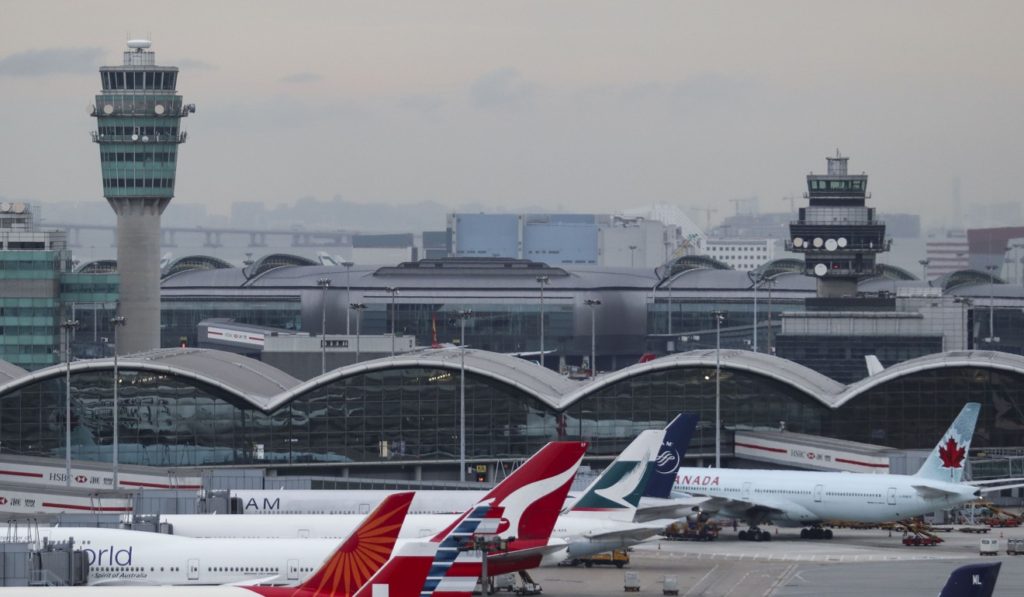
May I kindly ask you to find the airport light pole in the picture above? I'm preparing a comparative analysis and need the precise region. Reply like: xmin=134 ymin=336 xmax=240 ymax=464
xmin=954 ymin=297 xmax=972 ymax=350
xmin=317 ymin=277 xmax=331 ymax=375
xmin=536 ymin=276 xmax=549 ymax=369
xmin=584 ymin=299 xmax=601 ymax=378
xmin=61 ymin=318 xmax=80 ymax=487
xmin=110 ymin=314 xmax=126 ymax=489
xmin=985 ymin=265 xmax=998 ymax=344
xmin=747 ymin=270 xmax=761 ymax=352
xmin=919 ymin=259 xmax=930 ymax=283
xmin=629 ymin=245 xmax=638 ymax=268
xmin=343 ymin=262 xmax=354 ymax=335
xmin=385 ymin=286 xmax=399 ymax=356
xmin=456 ymin=309 xmax=472 ymax=482
xmin=350 ymin=303 xmax=366 ymax=362
xmin=712 ymin=311 xmax=725 ymax=468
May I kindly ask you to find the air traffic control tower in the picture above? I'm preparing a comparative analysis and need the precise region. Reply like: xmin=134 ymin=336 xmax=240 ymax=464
xmin=91 ymin=40 xmax=194 ymax=353
xmin=788 ymin=152 xmax=889 ymax=298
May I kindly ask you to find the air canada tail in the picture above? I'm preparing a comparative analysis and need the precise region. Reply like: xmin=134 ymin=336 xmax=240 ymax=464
xmin=938 ymin=562 xmax=1000 ymax=597
xmin=914 ymin=402 xmax=980 ymax=484
xmin=569 ymin=429 xmax=665 ymax=521
xmin=644 ymin=414 xmax=699 ymax=499
xmin=289 ymin=491 xmax=414 ymax=597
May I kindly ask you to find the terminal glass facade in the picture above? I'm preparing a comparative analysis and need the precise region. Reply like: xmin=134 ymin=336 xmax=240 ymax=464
xmin=161 ymin=297 xmax=302 ymax=348
xmin=1 ymin=363 xmax=1022 ymax=468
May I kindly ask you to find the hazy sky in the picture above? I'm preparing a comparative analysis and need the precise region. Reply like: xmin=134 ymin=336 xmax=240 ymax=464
xmin=2 ymin=1 xmax=1022 ymax=228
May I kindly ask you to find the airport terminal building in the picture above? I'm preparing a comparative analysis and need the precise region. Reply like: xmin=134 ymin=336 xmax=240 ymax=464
xmin=1 ymin=346 xmax=1022 ymax=480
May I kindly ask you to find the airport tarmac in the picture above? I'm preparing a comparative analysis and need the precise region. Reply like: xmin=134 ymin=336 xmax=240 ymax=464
xmin=531 ymin=525 xmax=1024 ymax=596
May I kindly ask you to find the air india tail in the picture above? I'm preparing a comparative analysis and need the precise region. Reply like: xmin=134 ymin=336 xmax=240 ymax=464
xmin=248 ymin=491 xmax=414 ymax=597
xmin=914 ymin=402 xmax=980 ymax=484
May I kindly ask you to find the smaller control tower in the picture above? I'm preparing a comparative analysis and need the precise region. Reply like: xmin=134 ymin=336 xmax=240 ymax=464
xmin=91 ymin=40 xmax=194 ymax=353
xmin=788 ymin=152 xmax=889 ymax=298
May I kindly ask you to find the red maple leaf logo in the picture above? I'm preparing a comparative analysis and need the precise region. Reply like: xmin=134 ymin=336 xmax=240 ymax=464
xmin=938 ymin=437 xmax=965 ymax=469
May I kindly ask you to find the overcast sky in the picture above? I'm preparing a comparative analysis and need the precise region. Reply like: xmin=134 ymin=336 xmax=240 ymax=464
xmin=1 ymin=1 xmax=1022 ymax=229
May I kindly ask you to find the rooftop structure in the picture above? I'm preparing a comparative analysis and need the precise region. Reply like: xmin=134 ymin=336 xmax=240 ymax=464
xmin=91 ymin=40 xmax=194 ymax=353
xmin=788 ymin=151 xmax=889 ymax=297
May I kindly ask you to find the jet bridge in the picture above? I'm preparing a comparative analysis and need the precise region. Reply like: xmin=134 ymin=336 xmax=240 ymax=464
xmin=733 ymin=429 xmax=892 ymax=473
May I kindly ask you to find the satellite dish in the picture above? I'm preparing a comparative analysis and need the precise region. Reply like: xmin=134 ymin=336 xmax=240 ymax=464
xmin=825 ymin=239 xmax=838 ymax=251
xmin=12 ymin=203 xmax=25 ymax=214
xmin=837 ymin=237 xmax=848 ymax=248
xmin=792 ymin=237 xmax=804 ymax=248
xmin=141 ymin=135 xmax=149 ymax=142
xmin=813 ymin=237 xmax=824 ymax=248
xmin=154 ymin=104 xmax=165 ymax=115
xmin=87 ymin=103 xmax=95 ymax=115
xmin=0 ymin=203 xmax=10 ymax=212
xmin=814 ymin=263 xmax=828 ymax=277
xmin=131 ymin=134 xmax=139 ymax=141
xmin=103 ymin=104 xmax=114 ymax=115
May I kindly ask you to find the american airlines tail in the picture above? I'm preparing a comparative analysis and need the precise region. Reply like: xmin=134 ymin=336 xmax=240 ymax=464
xmin=938 ymin=562 xmax=1000 ymax=597
xmin=353 ymin=503 xmax=495 ymax=597
xmin=568 ymin=429 xmax=664 ymax=521
xmin=914 ymin=402 xmax=980 ymax=484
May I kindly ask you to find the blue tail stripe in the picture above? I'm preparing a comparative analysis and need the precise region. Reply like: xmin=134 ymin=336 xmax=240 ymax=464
xmin=644 ymin=413 xmax=698 ymax=498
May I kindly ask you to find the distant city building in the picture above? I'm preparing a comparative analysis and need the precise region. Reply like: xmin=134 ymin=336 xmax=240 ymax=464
xmin=704 ymin=239 xmax=776 ymax=271
xmin=449 ymin=207 xmax=703 ymax=268
xmin=0 ymin=203 xmax=118 ymax=369
xmin=925 ymin=230 xmax=969 ymax=281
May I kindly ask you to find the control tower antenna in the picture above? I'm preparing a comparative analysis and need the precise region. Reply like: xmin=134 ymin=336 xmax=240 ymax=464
xmin=788 ymin=152 xmax=888 ymax=298
xmin=91 ymin=40 xmax=195 ymax=353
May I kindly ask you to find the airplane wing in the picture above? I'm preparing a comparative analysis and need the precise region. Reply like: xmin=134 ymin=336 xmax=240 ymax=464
xmin=633 ymin=497 xmax=708 ymax=523
xmin=488 ymin=542 xmax=570 ymax=565
xmin=583 ymin=523 xmax=668 ymax=542
xmin=971 ymin=477 xmax=1024 ymax=486
xmin=696 ymin=496 xmax=789 ymax=523
xmin=976 ymin=482 xmax=1024 ymax=493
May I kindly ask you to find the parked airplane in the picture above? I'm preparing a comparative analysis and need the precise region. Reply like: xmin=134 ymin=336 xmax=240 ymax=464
xmin=165 ymin=430 xmax=670 ymax=565
xmin=6 ymin=441 xmax=586 ymax=586
xmin=0 ymin=490 xmax=500 ymax=596
xmin=673 ymin=403 xmax=1024 ymax=540
xmin=228 ymin=414 xmax=700 ymax=518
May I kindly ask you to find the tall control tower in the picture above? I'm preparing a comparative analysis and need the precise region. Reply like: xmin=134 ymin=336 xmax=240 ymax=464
xmin=91 ymin=40 xmax=194 ymax=353
xmin=788 ymin=152 xmax=888 ymax=298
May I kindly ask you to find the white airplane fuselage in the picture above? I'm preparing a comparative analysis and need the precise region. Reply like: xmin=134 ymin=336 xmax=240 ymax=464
xmin=5 ymin=526 xmax=338 ymax=586
xmin=163 ymin=511 xmax=658 ymax=566
xmin=673 ymin=468 xmax=978 ymax=526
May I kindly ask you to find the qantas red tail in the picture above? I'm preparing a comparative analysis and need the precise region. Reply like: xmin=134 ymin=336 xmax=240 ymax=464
xmin=431 ymin=441 xmax=587 ymax=543
xmin=248 ymin=492 xmax=413 ymax=597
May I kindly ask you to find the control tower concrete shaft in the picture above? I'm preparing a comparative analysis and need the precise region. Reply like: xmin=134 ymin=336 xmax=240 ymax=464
xmin=91 ymin=40 xmax=194 ymax=353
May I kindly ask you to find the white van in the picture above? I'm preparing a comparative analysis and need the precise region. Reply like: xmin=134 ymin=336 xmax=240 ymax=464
xmin=979 ymin=538 xmax=999 ymax=556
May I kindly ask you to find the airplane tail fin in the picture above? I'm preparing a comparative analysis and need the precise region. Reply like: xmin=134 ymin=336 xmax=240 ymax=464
xmin=297 ymin=491 xmax=414 ymax=596
xmin=569 ymin=429 xmax=665 ymax=521
xmin=353 ymin=502 xmax=496 ymax=597
xmin=865 ymin=355 xmax=884 ymax=375
xmin=914 ymin=402 xmax=980 ymax=484
xmin=432 ymin=441 xmax=588 ymax=542
xmin=938 ymin=562 xmax=1000 ymax=597
xmin=644 ymin=414 xmax=699 ymax=499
